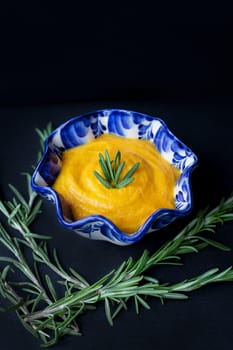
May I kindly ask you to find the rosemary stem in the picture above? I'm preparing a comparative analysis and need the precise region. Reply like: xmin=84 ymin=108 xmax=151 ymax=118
xmin=23 ymin=265 xmax=233 ymax=323
xmin=4 ymin=281 xmax=31 ymax=316
xmin=1 ymin=220 xmax=82 ymax=336
xmin=16 ymin=223 xmax=88 ymax=289
xmin=142 ymin=199 xmax=233 ymax=274
xmin=3 ymin=281 xmax=50 ymax=338
xmin=1 ymin=186 xmax=88 ymax=289
xmin=21 ymin=193 xmax=233 ymax=327
xmin=0 ymin=221 xmax=52 ymax=305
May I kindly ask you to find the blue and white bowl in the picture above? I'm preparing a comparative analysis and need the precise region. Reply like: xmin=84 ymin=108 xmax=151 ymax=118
xmin=31 ymin=109 xmax=198 ymax=246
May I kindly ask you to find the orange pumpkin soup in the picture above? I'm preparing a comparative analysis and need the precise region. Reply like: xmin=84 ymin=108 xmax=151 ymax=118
xmin=53 ymin=134 xmax=180 ymax=233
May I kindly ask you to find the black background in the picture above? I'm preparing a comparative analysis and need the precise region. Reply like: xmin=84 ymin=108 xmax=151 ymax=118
xmin=0 ymin=2 xmax=233 ymax=350
xmin=1 ymin=2 xmax=233 ymax=105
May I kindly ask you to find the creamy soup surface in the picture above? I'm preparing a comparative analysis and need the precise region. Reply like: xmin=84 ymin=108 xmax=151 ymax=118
xmin=53 ymin=134 xmax=180 ymax=233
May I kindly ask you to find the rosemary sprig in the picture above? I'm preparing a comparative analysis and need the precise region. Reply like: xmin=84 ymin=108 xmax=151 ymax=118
xmin=0 ymin=124 xmax=88 ymax=345
xmin=1 ymin=187 xmax=232 ymax=346
xmin=35 ymin=122 xmax=52 ymax=161
xmin=25 ymin=266 xmax=233 ymax=326
xmin=22 ymin=193 xmax=233 ymax=329
xmin=0 ymin=183 xmax=88 ymax=289
xmin=0 ymin=123 xmax=233 ymax=347
xmin=93 ymin=150 xmax=140 ymax=188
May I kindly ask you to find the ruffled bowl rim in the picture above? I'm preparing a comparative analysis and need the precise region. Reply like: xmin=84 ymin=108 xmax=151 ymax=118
xmin=31 ymin=109 xmax=198 ymax=244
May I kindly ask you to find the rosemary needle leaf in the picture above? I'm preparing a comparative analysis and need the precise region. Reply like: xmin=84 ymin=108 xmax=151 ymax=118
xmin=24 ymin=232 xmax=52 ymax=240
xmin=93 ymin=171 xmax=113 ymax=189
xmin=143 ymin=276 xmax=160 ymax=285
xmin=135 ymin=295 xmax=151 ymax=310
xmin=115 ymin=177 xmax=134 ymax=189
xmin=53 ymin=248 xmax=67 ymax=274
xmin=22 ymin=288 xmax=41 ymax=296
xmin=35 ymin=128 xmax=46 ymax=141
xmin=104 ymin=298 xmax=113 ymax=326
xmin=26 ymin=200 xmax=42 ymax=226
xmin=114 ymin=161 xmax=125 ymax=184
xmin=31 ymin=292 xmax=45 ymax=313
xmin=8 ymin=204 xmax=21 ymax=223
xmin=45 ymin=275 xmax=57 ymax=301
xmin=104 ymin=150 xmax=114 ymax=181
xmin=134 ymin=295 xmax=139 ymax=314
xmin=113 ymin=150 xmax=121 ymax=173
xmin=69 ymin=268 xmax=89 ymax=287
xmin=163 ymin=292 xmax=188 ymax=300
xmin=0 ymin=200 xmax=9 ymax=216
xmin=98 ymin=153 xmax=111 ymax=180
xmin=194 ymin=236 xmax=231 ymax=251
xmin=1 ymin=265 xmax=11 ymax=281
xmin=21 ymin=172 xmax=34 ymax=197
xmin=112 ymin=299 xmax=128 ymax=319
xmin=0 ymin=299 xmax=26 ymax=312
xmin=120 ymin=162 xmax=140 ymax=182
xmin=98 ymin=159 xmax=110 ymax=181
xmin=8 ymin=184 xmax=29 ymax=211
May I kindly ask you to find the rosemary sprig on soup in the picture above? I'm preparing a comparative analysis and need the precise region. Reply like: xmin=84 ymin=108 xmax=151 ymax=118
xmin=93 ymin=150 xmax=140 ymax=189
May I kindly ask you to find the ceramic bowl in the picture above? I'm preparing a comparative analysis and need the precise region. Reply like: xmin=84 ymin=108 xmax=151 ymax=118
xmin=31 ymin=109 xmax=198 ymax=246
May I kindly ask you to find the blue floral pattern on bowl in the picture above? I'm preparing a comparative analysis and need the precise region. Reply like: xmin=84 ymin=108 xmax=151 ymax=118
xmin=31 ymin=109 xmax=198 ymax=246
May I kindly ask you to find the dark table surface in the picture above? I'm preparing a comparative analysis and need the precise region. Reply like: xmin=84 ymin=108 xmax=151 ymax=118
xmin=0 ymin=97 xmax=233 ymax=350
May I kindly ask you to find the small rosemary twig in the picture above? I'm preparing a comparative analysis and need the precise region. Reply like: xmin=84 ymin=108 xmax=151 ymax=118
xmin=0 ymin=279 xmax=49 ymax=339
xmin=0 ymin=124 xmax=85 ymax=344
xmin=93 ymin=150 xmax=140 ymax=188
xmin=2 ymin=195 xmax=88 ymax=289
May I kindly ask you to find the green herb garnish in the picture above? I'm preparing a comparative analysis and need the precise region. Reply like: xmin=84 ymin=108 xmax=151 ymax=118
xmin=93 ymin=150 xmax=140 ymax=189
xmin=0 ymin=124 xmax=233 ymax=347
